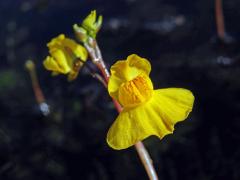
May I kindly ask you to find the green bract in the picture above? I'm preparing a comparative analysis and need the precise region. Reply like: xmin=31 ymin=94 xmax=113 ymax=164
xmin=73 ymin=10 xmax=103 ymax=42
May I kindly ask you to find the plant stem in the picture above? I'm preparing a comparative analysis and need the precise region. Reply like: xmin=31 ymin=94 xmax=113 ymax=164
xmin=25 ymin=60 xmax=50 ymax=116
xmin=215 ymin=0 xmax=226 ymax=40
xmin=91 ymin=73 xmax=107 ymax=88
xmin=84 ymin=38 xmax=159 ymax=180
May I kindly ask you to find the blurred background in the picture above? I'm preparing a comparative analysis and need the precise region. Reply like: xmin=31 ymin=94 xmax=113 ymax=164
xmin=1 ymin=0 xmax=240 ymax=179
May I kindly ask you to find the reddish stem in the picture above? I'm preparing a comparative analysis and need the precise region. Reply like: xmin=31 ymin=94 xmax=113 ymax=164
xmin=96 ymin=63 xmax=109 ymax=82
xmin=26 ymin=61 xmax=50 ymax=116
xmin=215 ymin=0 xmax=226 ymax=40
xmin=89 ymin=41 xmax=158 ymax=180
xmin=29 ymin=68 xmax=45 ymax=104
xmin=98 ymin=61 xmax=158 ymax=180
xmin=135 ymin=141 xmax=158 ymax=179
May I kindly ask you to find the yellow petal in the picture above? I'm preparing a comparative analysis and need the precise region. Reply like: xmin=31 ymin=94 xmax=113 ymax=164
xmin=108 ymin=54 xmax=151 ymax=101
xmin=47 ymin=34 xmax=65 ymax=48
xmin=73 ymin=44 xmax=88 ymax=61
xmin=106 ymin=88 xmax=194 ymax=150
xmin=153 ymin=88 xmax=194 ymax=124
xmin=108 ymin=75 xmax=123 ymax=100
xmin=51 ymin=50 xmax=71 ymax=74
xmin=43 ymin=56 xmax=64 ymax=73
xmin=127 ymin=54 xmax=151 ymax=76
xmin=48 ymin=34 xmax=87 ymax=61
xmin=106 ymin=102 xmax=171 ymax=150
xmin=63 ymin=38 xmax=88 ymax=61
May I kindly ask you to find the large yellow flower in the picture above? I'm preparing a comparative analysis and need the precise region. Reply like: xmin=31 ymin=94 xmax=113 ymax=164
xmin=43 ymin=34 xmax=88 ymax=81
xmin=107 ymin=54 xmax=194 ymax=150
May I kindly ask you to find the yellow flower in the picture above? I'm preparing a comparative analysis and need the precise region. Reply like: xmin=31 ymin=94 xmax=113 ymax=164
xmin=43 ymin=34 xmax=88 ymax=81
xmin=107 ymin=54 xmax=194 ymax=150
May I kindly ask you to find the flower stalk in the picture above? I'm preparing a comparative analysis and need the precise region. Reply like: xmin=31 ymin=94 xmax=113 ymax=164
xmin=84 ymin=37 xmax=159 ymax=180
xmin=215 ymin=0 xmax=225 ymax=41
xmin=25 ymin=60 xmax=50 ymax=116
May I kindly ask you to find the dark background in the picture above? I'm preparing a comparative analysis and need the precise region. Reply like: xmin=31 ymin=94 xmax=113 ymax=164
xmin=0 ymin=0 xmax=240 ymax=179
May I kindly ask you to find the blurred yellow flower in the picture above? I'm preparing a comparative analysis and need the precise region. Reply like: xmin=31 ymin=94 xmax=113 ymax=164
xmin=107 ymin=54 xmax=194 ymax=150
xmin=43 ymin=34 xmax=88 ymax=81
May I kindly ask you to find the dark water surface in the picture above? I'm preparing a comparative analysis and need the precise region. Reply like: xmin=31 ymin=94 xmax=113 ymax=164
xmin=0 ymin=0 xmax=240 ymax=179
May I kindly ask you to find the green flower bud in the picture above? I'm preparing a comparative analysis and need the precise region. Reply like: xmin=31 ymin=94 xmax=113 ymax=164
xmin=73 ymin=10 xmax=103 ymax=41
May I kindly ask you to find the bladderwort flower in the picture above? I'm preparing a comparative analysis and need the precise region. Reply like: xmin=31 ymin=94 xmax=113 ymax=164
xmin=107 ymin=54 xmax=194 ymax=150
xmin=43 ymin=34 xmax=88 ymax=81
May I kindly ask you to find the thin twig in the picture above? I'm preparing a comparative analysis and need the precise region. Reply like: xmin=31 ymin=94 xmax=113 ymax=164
xmin=85 ymin=38 xmax=159 ymax=180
